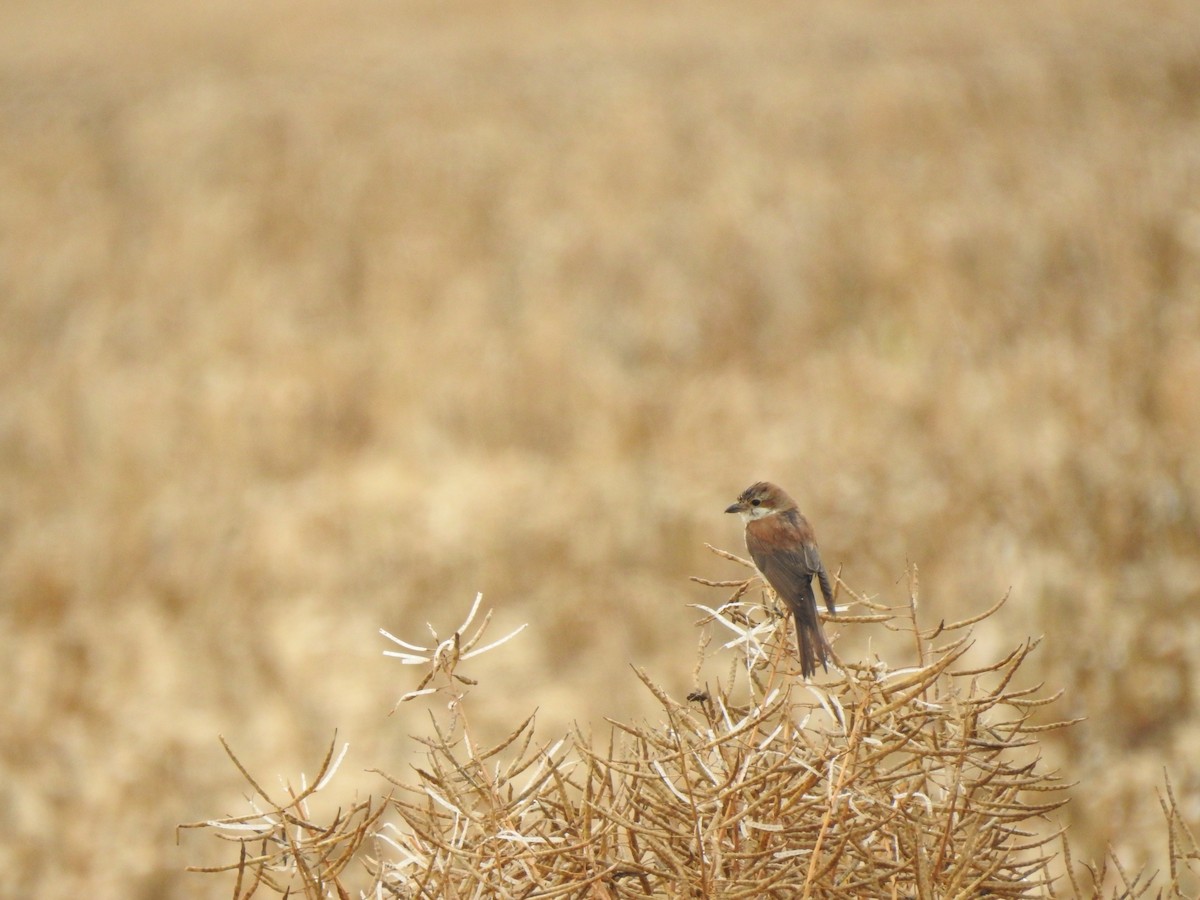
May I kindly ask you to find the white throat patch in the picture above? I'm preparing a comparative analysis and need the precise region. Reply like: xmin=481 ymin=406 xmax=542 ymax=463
xmin=739 ymin=505 xmax=773 ymax=523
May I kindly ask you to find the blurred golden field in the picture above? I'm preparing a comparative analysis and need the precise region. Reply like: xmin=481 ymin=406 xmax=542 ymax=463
xmin=2 ymin=0 xmax=1199 ymax=895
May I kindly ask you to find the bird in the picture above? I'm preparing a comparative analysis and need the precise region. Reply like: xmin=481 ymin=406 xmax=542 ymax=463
xmin=725 ymin=482 xmax=836 ymax=678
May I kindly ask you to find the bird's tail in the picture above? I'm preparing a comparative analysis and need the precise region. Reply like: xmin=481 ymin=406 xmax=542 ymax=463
xmin=791 ymin=594 xmax=832 ymax=679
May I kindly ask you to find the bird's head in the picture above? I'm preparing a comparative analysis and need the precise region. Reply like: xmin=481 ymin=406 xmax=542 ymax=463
xmin=724 ymin=481 xmax=798 ymax=522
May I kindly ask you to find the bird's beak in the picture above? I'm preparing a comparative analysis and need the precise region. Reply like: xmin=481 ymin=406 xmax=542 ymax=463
xmin=725 ymin=502 xmax=743 ymax=514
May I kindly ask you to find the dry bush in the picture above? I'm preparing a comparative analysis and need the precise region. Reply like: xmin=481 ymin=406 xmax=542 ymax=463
xmin=182 ymin=560 xmax=1196 ymax=898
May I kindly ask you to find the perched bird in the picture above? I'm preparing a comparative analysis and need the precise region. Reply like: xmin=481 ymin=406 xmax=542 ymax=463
xmin=725 ymin=482 xmax=836 ymax=678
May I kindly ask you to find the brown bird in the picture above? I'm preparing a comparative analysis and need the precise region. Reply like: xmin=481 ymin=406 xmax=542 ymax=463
xmin=725 ymin=482 xmax=835 ymax=678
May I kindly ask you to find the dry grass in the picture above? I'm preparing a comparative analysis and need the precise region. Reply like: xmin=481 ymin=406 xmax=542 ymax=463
xmin=2 ymin=0 xmax=1199 ymax=896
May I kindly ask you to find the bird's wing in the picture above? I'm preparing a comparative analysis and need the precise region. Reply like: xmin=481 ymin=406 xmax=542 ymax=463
xmin=745 ymin=532 xmax=821 ymax=603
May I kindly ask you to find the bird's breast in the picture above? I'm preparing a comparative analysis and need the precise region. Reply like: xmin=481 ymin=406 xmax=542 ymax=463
xmin=745 ymin=510 xmax=815 ymax=546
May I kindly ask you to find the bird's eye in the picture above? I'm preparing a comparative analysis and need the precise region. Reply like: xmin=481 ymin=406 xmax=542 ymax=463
xmin=750 ymin=498 xmax=761 ymax=507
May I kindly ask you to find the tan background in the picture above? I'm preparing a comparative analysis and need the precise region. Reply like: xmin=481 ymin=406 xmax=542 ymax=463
xmin=2 ymin=1 xmax=1198 ymax=896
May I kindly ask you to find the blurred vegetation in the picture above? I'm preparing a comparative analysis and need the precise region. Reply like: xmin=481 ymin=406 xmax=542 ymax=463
xmin=1 ymin=0 xmax=1198 ymax=896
